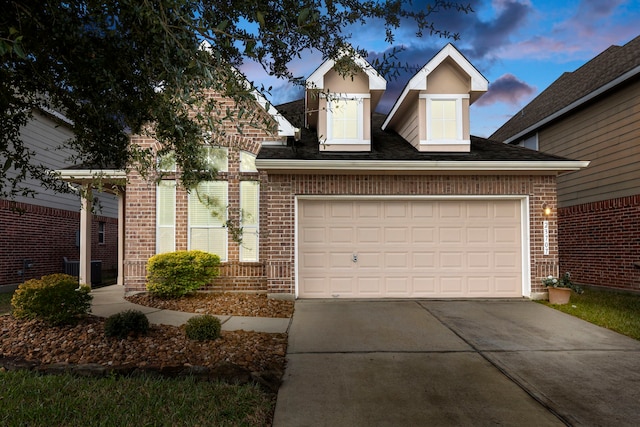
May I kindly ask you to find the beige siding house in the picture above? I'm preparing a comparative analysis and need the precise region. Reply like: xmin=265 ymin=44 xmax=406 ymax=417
xmin=491 ymin=35 xmax=640 ymax=291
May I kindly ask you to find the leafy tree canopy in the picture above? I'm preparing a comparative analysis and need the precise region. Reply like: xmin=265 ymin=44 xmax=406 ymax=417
xmin=0 ymin=0 xmax=471 ymax=198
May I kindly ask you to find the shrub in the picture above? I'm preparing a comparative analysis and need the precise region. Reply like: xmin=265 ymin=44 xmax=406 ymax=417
xmin=185 ymin=315 xmax=222 ymax=341
xmin=11 ymin=274 xmax=92 ymax=325
xmin=146 ymin=250 xmax=220 ymax=299
xmin=104 ymin=310 xmax=150 ymax=339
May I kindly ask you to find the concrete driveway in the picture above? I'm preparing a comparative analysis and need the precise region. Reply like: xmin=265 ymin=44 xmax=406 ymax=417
xmin=273 ymin=300 xmax=640 ymax=426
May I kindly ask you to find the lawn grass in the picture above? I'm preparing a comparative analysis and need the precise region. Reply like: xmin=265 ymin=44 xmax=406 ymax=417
xmin=0 ymin=370 xmax=274 ymax=426
xmin=540 ymin=287 xmax=640 ymax=341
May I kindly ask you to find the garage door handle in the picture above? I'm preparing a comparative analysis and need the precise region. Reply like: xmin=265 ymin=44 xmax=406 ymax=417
xmin=352 ymin=253 xmax=358 ymax=263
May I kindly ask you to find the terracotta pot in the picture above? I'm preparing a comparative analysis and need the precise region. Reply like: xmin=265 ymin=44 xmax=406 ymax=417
xmin=547 ymin=287 xmax=571 ymax=305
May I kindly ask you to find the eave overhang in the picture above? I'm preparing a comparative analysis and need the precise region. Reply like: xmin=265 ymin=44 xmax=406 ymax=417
xmin=255 ymin=159 xmax=590 ymax=173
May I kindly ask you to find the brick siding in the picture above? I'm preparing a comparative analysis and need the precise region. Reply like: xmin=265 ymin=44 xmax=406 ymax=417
xmin=263 ymin=173 xmax=559 ymax=297
xmin=559 ymin=195 xmax=640 ymax=291
xmin=124 ymin=90 xmax=282 ymax=292
xmin=0 ymin=200 xmax=118 ymax=286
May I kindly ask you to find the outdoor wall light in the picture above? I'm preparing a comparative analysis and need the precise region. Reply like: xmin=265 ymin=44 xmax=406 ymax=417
xmin=542 ymin=202 xmax=551 ymax=216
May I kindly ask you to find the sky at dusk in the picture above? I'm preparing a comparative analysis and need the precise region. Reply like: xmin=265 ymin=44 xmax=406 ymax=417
xmin=240 ymin=0 xmax=640 ymax=138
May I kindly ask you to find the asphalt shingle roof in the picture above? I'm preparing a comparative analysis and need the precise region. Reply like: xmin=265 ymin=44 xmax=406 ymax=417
xmin=260 ymin=100 xmax=570 ymax=162
xmin=490 ymin=35 xmax=640 ymax=143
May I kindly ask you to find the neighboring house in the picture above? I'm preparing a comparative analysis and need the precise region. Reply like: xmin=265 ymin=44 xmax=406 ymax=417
xmin=491 ymin=35 xmax=640 ymax=292
xmin=0 ymin=109 xmax=119 ymax=287
xmin=123 ymin=43 xmax=586 ymax=300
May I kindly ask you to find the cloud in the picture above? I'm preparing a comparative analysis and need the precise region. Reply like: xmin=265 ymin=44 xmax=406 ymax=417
xmin=475 ymin=73 xmax=535 ymax=106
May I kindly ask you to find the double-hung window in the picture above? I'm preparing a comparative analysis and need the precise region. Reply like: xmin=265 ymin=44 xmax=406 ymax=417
xmin=240 ymin=181 xmax=259 ymax=262
xmin=325 ymin=95 xmax=367 ymax=144
xmin=156 ymin=180 xmax=176 ymax=254
xmin=189 ymin=181 xmax=228 ymax=261
xmin=422 ymin=94 xmax=467 ymax=145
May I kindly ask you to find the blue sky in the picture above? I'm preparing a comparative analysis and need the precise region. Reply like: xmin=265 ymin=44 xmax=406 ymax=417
xmin=240 ymin=0 xmax=640 ymax=138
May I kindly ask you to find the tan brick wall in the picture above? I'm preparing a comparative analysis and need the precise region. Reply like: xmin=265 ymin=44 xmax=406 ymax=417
xmin=263 ymin=173 xmax=559 ymax=297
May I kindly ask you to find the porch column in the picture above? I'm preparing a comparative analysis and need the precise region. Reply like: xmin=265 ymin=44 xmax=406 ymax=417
xmin=79 ymin=186 xmax=92 ymax=287
xmin=117 ymin=191 xmax=125 ymax=286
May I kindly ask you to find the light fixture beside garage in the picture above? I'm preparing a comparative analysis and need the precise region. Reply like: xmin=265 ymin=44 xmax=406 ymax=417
xmin=542 ymin=202 xmax=552 ymax=216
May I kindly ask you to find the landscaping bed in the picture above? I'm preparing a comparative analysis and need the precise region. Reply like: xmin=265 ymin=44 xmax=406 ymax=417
xmin=0 ymin=292 xmax=292 ymax=391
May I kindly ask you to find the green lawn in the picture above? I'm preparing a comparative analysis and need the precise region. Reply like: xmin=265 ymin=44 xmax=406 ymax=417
xmin=540 ymin=287 xmax=640 ymax=341
xmin=0 ymin=371 xmax=274 ymax=426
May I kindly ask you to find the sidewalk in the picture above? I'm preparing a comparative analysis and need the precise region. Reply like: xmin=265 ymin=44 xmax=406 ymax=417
xmin=90 ymin=284 xmax=291 ymax=333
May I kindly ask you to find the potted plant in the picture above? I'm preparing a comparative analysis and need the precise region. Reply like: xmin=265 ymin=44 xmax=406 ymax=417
xmin=542 ymin=272 xmax=583 ymax=304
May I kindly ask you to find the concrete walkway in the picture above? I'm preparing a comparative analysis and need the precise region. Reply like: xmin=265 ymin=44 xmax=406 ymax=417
xmin=274 ymin=299 xmax=640 ymax=426
xmin=90 ymin=284 xmax=290 ymax=333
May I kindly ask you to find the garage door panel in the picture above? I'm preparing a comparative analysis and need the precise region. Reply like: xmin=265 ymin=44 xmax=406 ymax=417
xmin=356 ymin=202 xmax=381 ymax=218
xmin=357 ymin=277 xmax=381 ymax=294
xmin=298 ymin=199 xmax=523 ymax=298
xmin=494 ymin=227 xmax=520 ymax=244
xmin=357 ymin=227 xmax=381 ymax=243
xmin=412 ymin=227 xmax=436 ymax=243
xmin=330 ymin=277 xmax=354 ymax=295
xmin=413 ymin=252 xmax=436 ymax=268
xmin=384 ymin=227 xmax=408 ymax=243
xmin=468 ymin=252 xmax=491 ymax=269
xmin=439 ymin=203 xmax=462 ymax=218
xmin=493 ymin=275 xmax=522 ymax=297
xmin=385 ymin=277 xmax=410 ymax=294
xmin=440 ymin=252 xmax=464 ymax=268
xmin=385 ymin=252 xmax=409 ymax=268
xmin=329 ymin=252 xmax=354 ymax=269
xmin=467 ymin=228 xmax=490 ymax=244
xmin=468 ymin=277 xmax=491 ymax=293
xmin=413 ymin=277 xmax=436 ymax=294
xmin=301 ymin=252 xmax=328 ymax=268
xmin=302 ymin=227 xmax=325 ymax=244
xmin=494 ymin=252 xmax=519 ymax=269
xmin=329 ymin=227 xmax=354 ymax=243
xmin=441 ymin=277 xmax=464 ymax=293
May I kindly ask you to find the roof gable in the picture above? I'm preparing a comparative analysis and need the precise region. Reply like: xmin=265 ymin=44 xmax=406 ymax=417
xmin=306 ymin=51 xmax=386 ymax=91
xmin=491 ymin=35 xmax=640 ymax=143
xmin=382 ymin=43 xmax=488 ymax=130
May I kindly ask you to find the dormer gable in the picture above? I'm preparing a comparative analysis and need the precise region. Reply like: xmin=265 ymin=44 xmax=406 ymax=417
xmin=305 ymin=52 xmax=387 ymax=152
xmin=382 ymin=44 xmax=488 ymax=153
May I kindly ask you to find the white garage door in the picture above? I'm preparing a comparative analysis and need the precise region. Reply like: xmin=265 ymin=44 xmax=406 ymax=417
xmin=298 ymin=199 xmax=523 ymax=298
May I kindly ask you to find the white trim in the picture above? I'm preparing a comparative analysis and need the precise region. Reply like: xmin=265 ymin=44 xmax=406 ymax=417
xmin=56 ymin=169 xmax=126 ymax=180
xmin=294 ymin=195 xmax=531 ymax=298
xmin=307 ymin=52 xmax=387 ymax=90
xmin=255 ymin=159 xmax=590 ymax=172
xmin=383 ymin=43 xmax=488 ymax=130
xmin=239 ymin=180 xmax=260 ymax=262
xmin=325 ymin=96 xmax=366 ymax=144
xmin=156 ymin=180 xmax=176 ymax=254
xmin=424 ymin=96 xmax=464 ymax=142
xmin=521 ymin=196 xmax=531 ymax=297
xmin=504 ymin=64 xmax=640 ymax=144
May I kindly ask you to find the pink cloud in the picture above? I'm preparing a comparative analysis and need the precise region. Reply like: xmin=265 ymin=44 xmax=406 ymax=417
xmin=475 ymin=73 xmax=535 ymax=107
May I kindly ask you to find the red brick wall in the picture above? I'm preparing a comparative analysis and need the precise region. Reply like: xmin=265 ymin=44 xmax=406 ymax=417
xmin=124 ymin=92 xmax=282 ymax=292
xmin=559 ymin=195 xmax=640 ymax=291
xmin=0 ymin=200 xmax=118 ymax=286
xmin=263 ymin=173 xmax=559 ymax=297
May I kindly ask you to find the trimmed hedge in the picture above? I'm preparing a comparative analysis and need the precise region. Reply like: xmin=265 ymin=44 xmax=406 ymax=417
xmin=104 ymin=310 xmax=150 ymax=339
xmin=146 ymin=250 xmax=220 ymax=299
xmin=185 ymin=315 xmax=222 ymax=341
xmin=11 ymin=274 xmax=92 ymax=325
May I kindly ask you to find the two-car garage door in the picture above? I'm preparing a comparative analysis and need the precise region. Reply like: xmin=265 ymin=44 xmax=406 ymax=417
xmin=298 ymin=198 xmax=524 ymax=298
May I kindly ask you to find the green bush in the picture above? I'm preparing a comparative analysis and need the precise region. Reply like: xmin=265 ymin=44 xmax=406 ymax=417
xmin=11 ymin=274 xmax=92 ymax=325
xmin=104 ymin=310 xmax=150 ymax=339
xmin=146 ymin=250 xmax=220 ymax=299
xmin=184 ymin=315 xmax=222 ymax=341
